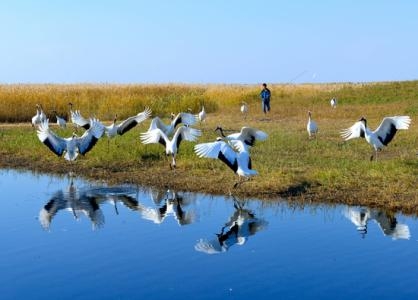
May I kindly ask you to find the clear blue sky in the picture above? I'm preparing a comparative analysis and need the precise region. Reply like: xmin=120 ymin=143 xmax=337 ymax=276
xmin=1 ymin=0 xmax=417 ymax=84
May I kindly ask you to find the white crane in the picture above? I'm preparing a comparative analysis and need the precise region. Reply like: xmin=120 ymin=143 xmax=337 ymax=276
xmin=307 ymin=111 xmax=318 ymax=138
xmin=196 ymin=106 xmax=206 ymax=123
xmin=340 ymin=116 xmax=411 ymax=160
xmin=194 ymin=139 xmax=258 ymax=187
xmin=330 ymin=97 xmax=337 ymax=108
xmin=101 ymin=107 xmax=152 ymax=138
xmin=37 ymin=118 xmax=104 ymax=161
xmin=53 ymin=110 xmax=67 ymax=128
xmin=140 ymin=125 xmax=201 ymax=169
xmin=214 ymin=126 xmax=268 ymax=147
xmin=240 ymin=102 xmax=248 ymax=119
xmin=68 ymin=102 xmax=90 ymax=130
xmin=147 ymin=112 xmax=197 ymax=136
xmin=31 ymin=104 xmax=47 ymax=127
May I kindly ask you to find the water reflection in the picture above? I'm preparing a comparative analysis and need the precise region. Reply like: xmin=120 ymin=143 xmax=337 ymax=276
xmin=344 ymin=207 xmax=411 ymax=240
xmin=141 ymin=189 xmax=197 ymax=225
xmin=195 ymin=199 xmax=268 ymax=254
xmin=39 ymin=179 xmax=197 ymax=230
xmin=39 ymin=179 xmax=139 ymax=230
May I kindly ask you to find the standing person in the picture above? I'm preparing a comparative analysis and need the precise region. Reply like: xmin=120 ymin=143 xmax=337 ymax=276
xmin=260 ymin=83 xmax=271 ymax=114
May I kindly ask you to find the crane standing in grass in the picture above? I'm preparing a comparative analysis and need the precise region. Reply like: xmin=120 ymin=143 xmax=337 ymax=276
xmin=196 ymin=106 xmax=206 ymax=124
xmin=307 ymin=111 xmax=318 ymax=139
xmin=240 ymin=102 xmax=248 ymax=119
xmin=340 ymin=116 xmax=411 ymax=161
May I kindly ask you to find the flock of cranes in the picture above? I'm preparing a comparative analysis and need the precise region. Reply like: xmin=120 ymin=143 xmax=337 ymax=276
xmin=32 ymin=97 xmax=412 ymax=187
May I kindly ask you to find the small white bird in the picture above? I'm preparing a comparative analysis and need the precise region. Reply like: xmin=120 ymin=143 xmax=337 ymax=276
xmin=214 ymin=126 xmax=268 ymax=147
xmin=307 ymin=111 xmax=318 ymax=138
xmin=101 ymin=107 xmax=152 ymax=138
xmin=194 ymin=139 xmax=257 ymax=187
xmin=68 ymin=102 xmax=90 ymax=130
xmin=196 ymin=106 xmax=206 ymax=123
xmin=37 ymin=118 xmax=104 ymax=161
xmin=330 ymin=97 xmax=337 ymax=108
xmin=240 ymin=102 xmax=248 ymax=119
xmin=147 ymin=112 xmax=197 ymax=136
xmin=53 ymin=110 xmax=67 ymax=128
xmin=340 ymin=116 xmax=411 ymax=161
xmin=140 ymin=125 xmax=201 ymax=169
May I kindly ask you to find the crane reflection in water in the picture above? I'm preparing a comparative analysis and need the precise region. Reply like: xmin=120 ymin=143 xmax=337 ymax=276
xmin=39 ymin=177 xmax=140 ymax=230
xmin=195 ymin=198 xmax=268 ymax=254
xmin=344 ymin=207 xmax=411 ymax=240
xmin=38 ymin=179 xmax=197 ymax=230
xmin=139 ymin=188 xmax=197 ymax=226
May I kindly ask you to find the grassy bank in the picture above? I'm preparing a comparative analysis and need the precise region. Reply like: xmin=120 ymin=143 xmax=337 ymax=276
xmin=0 ymin=82 xmax=417 ymax=214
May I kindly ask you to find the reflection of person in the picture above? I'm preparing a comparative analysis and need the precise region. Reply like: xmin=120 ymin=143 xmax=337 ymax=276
xmin=260 ymin=83 xmax=271 ymax=114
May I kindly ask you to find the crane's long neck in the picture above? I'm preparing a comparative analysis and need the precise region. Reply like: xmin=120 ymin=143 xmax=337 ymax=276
xmin=218 ymin=127 xmax=226 ymax=137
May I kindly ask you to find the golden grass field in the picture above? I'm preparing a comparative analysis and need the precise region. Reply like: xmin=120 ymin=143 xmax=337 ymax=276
xmin=0 ymin=81 xmax=417 ymax=214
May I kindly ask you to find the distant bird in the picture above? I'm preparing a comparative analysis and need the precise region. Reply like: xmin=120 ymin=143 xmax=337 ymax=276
xmin=53 ymin=110 xmax=67 ymax=128
xmin=147 ymin=112 xmax=197 ymax=136
xmin=240 ymin=102 xmax=248 ymax=119
xmin=68 ymin=102 xmax=90 ymax=130
xmin=140 ymin=125 xmax=201 ymax=169
xmin=307 ymin=111 xmax=318 ymax=138
xmin=194 ymin=139 xmax=257 ymax=187
xmin=340 ymin=116 xmax=411 ymax=161
xmin=101 ymin=107 xmax=152 ymax=138
xmin=37 ymin=118 xmax=104 ymax=161
xmin=31 ymin=104 xmax=47 ymax=127
xmin=196 ymin=106 xmax=206 ymax=123
xmin=330 ymin=97 xmax=337 ymax=108
xmin=214 ymin=126 xmax=268 ymax=147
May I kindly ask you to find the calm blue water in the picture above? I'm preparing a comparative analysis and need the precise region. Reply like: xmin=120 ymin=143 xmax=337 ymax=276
xmin=1 ymin=169 xmax=417 ymax=300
